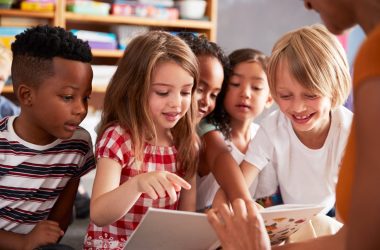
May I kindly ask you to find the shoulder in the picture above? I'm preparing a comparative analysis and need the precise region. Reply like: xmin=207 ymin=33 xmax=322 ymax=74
xmin=197 ymin=119 xmax=217 ymax=137
xmin=0 ymin=96 xmax=20 ymax=119
xmin=353 ymin=24 xmax=380 ymax=85
xmin=332 ymin=106 xmax=353 ymax=131
xmin=96 ymin=124 xmax=133 ymax=152
xmin=250 ymin=122 xmax=260 ymax=138
xmin=0 ymin=116 xmax=10 ymax=132
xmin=258 ymin=109 xmax=286 ymax=132
xmin=72 ymin=127 xmax=93 ymax=142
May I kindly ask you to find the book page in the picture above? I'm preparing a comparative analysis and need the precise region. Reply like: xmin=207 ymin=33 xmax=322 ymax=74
xmin=261 ymin=204 xmax=325 ymax=245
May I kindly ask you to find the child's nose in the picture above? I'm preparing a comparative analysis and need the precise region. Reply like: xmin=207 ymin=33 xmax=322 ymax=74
xmin=169 ymin=93 xmax=182 ymax=107
xmin=74 ymin=99 xmax=87 ymax=116
xmin=240 ymin=84 xmax=251 ymax=98
xmin=291 ymin=98 xmax=307 ymax=112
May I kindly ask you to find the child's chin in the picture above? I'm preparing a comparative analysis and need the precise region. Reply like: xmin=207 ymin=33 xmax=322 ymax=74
xmin=59 ymin=132 xmax=75 ymax=140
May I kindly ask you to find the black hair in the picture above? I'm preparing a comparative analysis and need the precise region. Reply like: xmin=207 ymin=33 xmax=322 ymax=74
xmin=11 ymin=25 xmax=92 ymax=88
xmin=207 ymin=48 xmax=269 ymax=140
xmin=177 ymin=32 xmax=230 ymax=75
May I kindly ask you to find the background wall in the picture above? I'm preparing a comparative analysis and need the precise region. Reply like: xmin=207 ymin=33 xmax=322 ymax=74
xmin=216 ymin=0 xmax=321 ymax=55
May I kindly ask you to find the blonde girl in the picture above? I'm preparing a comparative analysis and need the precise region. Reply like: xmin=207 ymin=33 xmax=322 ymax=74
xmin=84 ymin=31 xmax=199 ymax=249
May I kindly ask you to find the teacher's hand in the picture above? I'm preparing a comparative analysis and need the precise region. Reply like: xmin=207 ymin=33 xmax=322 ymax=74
xmin=207 ymin=198 xmax=270 ymax=250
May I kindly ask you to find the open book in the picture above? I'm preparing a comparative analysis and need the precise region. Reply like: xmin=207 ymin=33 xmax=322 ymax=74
xmin=124 ymin=204 xmax=325 ymax=249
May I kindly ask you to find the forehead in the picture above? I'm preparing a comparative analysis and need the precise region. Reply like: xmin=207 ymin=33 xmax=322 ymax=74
xmin=152 ymin=60 xmax=193 ymax=85
xmin=39 ymin=57 xmax=92 ymax=89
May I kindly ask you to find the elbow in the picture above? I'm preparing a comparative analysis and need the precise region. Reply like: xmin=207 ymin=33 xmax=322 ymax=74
xmin=90 ymin=210 xmax=108 ymax=227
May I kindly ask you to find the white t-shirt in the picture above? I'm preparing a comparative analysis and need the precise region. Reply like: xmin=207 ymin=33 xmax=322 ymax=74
xmin=196 ymin=123 xmax=260 ymax=211
xmin=245 ymin=106 xmax=352 ymax=214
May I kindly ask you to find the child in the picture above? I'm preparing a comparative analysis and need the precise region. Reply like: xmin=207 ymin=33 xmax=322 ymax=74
xmin=0 ymin=25 xmax=95 ymax=249
xmin=177 ymin=32 xmax=229 ymax=122
xmin=197 ymin=48 xmax=273 ymax=211
xmin=0 ymin=44 xmax=20 ymax=118
xmin=83 ymin=31 xmax=200 ymax=249
xmin=238 ymin=24 xmax=353 ymax=215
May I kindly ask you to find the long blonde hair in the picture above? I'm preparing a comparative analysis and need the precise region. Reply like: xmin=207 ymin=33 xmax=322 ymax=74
xmin=267 ymin=24 xmax=351 ymax=108
xmin=97 ymin=31 xmax=200 ymax=179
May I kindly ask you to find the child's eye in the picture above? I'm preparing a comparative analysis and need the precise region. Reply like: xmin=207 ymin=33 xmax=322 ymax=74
xmin=230 ymin=82 xmax=240 ymax=87
xmin=252 ymin=86 xmax=263 ymax=91
xmin=210 ymin=93 xmax=218 ymax=100
xmin=279 ymin=95 xmax=291 ymax=99
xmin=305 ymin=94 xmax=318 ymax=99
xmin=156 ymin=91 xmax=168 ymax=96
xmin=181 ymin=91 xmax=191 ymax=96
xmin=196 ymin=87 xmax=204 ymax=93
xmin=61 ymin=95 xmax=73 ymax=102
xmin=83 ymin=96 xmax=91 ymax=102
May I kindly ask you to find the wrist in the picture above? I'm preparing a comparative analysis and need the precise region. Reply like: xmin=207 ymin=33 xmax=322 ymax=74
xmin=21 ymin=234 xmax=33 ymax=250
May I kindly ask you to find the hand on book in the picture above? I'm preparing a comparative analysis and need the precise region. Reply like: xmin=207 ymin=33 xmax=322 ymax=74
xmin=207 ymin=199 xmax=271 ymax=250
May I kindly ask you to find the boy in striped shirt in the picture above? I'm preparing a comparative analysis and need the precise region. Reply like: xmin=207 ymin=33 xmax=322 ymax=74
xmin=0 ymin=25 xmax=95 ymax=250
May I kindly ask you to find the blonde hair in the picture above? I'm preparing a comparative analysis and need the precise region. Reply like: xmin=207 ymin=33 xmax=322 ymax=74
xmin=97 ymin=31 xmax=200 ymax=179
xmin=267 ymin=24 xmax=351 ymax=108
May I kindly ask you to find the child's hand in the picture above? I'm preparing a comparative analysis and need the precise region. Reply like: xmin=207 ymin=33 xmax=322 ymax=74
xmin=24 ymin=220 xmax=64 ymax=249
xmin=136 ymin=171 xmax=191 ymax=202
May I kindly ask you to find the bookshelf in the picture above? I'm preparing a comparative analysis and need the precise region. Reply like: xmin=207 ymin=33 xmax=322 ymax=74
xmin=1 ymin=0 xmax=217 ymax=107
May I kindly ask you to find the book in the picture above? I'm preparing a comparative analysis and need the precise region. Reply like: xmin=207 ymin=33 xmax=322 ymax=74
xmin=124 ymin=204 xmax=325 ymax=249
xmin=261 ymin=204 xmax=324 ymax=244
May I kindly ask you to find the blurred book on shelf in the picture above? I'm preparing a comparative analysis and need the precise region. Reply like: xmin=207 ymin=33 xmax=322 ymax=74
xmin=67 ymin=0 xmax=111 ymax=15
xmin=71 ymin=29 xmax=118 ymax=50
xmin=0 ymin=27 xmax=26 ymax=49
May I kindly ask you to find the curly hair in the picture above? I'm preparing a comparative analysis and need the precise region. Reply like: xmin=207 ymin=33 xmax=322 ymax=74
xmin=177 ymin=32 xmax=230 ymax=73
xmin=208 ymin=48 xmax=269 ymax=140
xmin=11 ymin=25 xmax=92 ymax=89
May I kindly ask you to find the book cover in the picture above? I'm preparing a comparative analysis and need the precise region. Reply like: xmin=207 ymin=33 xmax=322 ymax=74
xmin=124 ymin=204 xmax=324 ymax=249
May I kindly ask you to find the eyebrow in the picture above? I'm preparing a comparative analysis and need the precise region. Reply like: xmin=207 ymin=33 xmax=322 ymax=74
xmin=152 ymin=83 xmax=194 ymax=87
xmin=199 ymin=80 xmax=221 ymax=90
xmin=231 ymin=73 xmax=265 ymax=81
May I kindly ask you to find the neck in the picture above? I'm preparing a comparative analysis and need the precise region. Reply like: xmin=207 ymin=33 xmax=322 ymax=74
xmin=149 ymin=128 xmax=173 ymax=147
xmin=293 ymin=113 xmax=331 ymax=149
xmin=355 ymin=0 xmax=380 ymax=34
xmin=230 ymin=118 xmax=253 ymax=153
xmin=13 ymin=114 xmax=57 ymax=145
xmin=230 ymin=119 xmax=252 ymax=139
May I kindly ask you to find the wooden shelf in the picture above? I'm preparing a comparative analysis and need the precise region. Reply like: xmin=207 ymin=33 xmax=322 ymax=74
xmin=3 ymin=85 xmax=107 ymax=93
xmin=1 ymin=0 xmax=217 ymax=107
xmin=92 ymin=49 xmax=124 ymax=58
xmin=64 ymin=12 xmax=213 ymax=30
xmin=2 ymin=85 xmax=14 ymax=93
xmin=0 ymin=9 xmax=54 ymax=19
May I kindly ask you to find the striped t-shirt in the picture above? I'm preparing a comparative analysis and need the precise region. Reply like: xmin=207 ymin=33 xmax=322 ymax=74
xmin=0 ymin=116 xmax=95 ymax=234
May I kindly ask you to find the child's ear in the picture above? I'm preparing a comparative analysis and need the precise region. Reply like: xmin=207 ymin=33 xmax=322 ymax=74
xmin=17 ymin=84 xmax=33 ymax=106
xmin=265 ymin=94 xmax=274 ymax=108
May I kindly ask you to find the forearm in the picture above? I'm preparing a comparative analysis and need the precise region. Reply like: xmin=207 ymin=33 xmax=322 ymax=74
xmin=0 ymin=230 xmax=29 ymax=250
xmin=90 ymin=177 xmax=141 ymax=226
xmin=212 ymin=152 xmax=251 ymax=202
xmin=178 ymin=176 xmax=196 ymax=211
xmin=212 ymin=188 xmax=228 ymax=208
xmin=48 ymin=179 xmax=79 ymax=233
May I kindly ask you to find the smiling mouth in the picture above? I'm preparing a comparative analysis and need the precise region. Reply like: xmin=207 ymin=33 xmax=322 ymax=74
xmin=292 ymin=113 xmax=314 ymax=123
xmin=164 ymin=112 xmax=180 ymax=121
xmin=198 ymin=108 xmax=207 ymax=116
